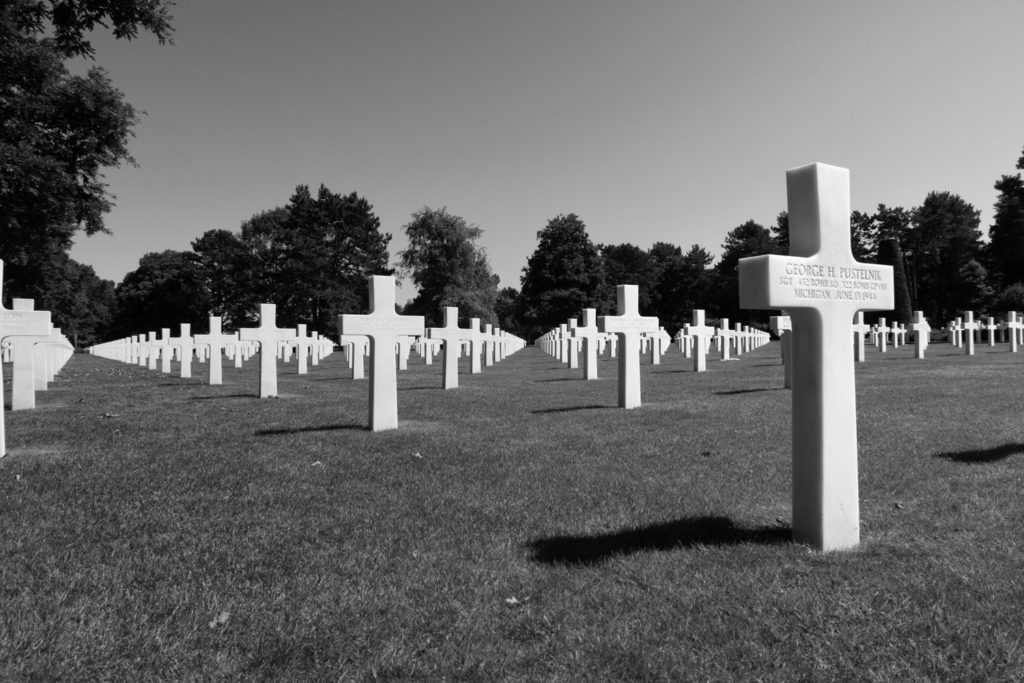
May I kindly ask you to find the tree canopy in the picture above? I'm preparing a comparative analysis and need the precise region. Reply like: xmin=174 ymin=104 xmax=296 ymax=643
xmin=518 ymin=214 xmax=603 ymax=340
xmin=398 ymin=208 xmax=499 ymax=327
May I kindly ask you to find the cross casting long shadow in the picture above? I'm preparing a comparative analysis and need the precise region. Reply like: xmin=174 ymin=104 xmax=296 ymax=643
xmin=191 ymin=393 xmax=256 ymax=400
xmin=934 ymin=443 xmax=1024 ymax=463
xmin=528 ymin=516 xmax=791 ymax=566
xmin=714 ymin=387 xmax=784 ymax=395
xmin=531 ymin=404 xmax=610 ymax=415
xmin=256 ymin=424 xmax=366 ymax=436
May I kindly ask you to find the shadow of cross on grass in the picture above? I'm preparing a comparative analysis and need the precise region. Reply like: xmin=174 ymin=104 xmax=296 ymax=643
xmin=934 ymin=443 xmax=1024 ymax=464
xmin=528 ymin=516 xmax=791 ymax=566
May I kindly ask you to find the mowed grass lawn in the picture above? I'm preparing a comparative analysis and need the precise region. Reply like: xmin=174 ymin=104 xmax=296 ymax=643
xmin=2 ymin=339 xmax=1023 ymax=680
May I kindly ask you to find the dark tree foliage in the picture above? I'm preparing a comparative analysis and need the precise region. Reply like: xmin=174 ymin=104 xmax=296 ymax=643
xmin=993 ymin=283 xmax=1024 ymax=314
xmin=494 ymin=286 xmax=522 ymax=337
xmin=1 ymin=0 xmax=173 ymax=326
xmin=191 ymin=229 xmax=256 ymax=329
xmin=715 ymin=220 xmax=777 ymax=322
xmin=112 ymin=250 xmax=210 ymax=336
xmin=771 ymin=211 xmax=789 ymax=255
xmin=648 ymin=243 xmax=714 ymax=333
xmin=596 ymin=243 xmax=656 ymax=317
xmin=986 ymin=147 xmax=1024 ymax=290
xmin=908 ymin=192 xmax=983 ymax=322
xmin=875 ymin=238 xmax=913 ymax=323
xmin=518 ymin=214 xmax=602 ymax=340
xmin=399 ymin=207 xmax=498 ymax=327
xmin=236 ymin=186 xmax=391 ymax=334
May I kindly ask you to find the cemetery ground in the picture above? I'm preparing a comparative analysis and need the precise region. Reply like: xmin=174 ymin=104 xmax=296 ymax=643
xmin=2 ymin=342 xmax=1023 ymax=681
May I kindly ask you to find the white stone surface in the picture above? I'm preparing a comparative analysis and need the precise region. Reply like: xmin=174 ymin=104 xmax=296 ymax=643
xmin=238 ymin=304 xmax=297 ymax=398
xmin=598 ymin=285 xmax=659 ymax=409
xmin=338 ymin=275 xmax=425 ymax=431
xmin=739 ymin=163 xmax=894 ymax=551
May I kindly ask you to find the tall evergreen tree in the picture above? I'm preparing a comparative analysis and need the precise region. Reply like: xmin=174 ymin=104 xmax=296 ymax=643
xmin=518 ymin=214 xmax=602 ymax=340
xmin=908 ymin=192 xmax=983 ymax=322
xmin=876 ymin=238 xmax=913 ymax=323
xmin=715 ymin=220 xmax=777 ymax=322
xmin=986 ymin=146 xmax=1024 ymax=289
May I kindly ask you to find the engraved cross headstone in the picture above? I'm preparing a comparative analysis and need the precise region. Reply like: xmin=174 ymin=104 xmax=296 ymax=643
xmin=338 ymin=275 xmax=425 ymax=431
xmin=427 ymin=306 xmax=471 ymax=390
xmin=739 ymin=163 xmax=894 ymax=551
xmin=193 ymin=316 xmax=237 ymax=385
xmin=238 ymin=304 xmax=297 ymax=398
xmin=598 ymin=284 xmax=659 ymax=409
xmin=0 ymin=261 xmax=52 ymax=456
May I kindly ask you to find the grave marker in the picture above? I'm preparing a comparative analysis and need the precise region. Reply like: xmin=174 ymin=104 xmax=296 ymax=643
xmin=193 ymin=316 xmax=236 ymax=385
xmin=598 ymin=285 xmax=658 ymax=409
xmin=739 ymin=163 xmax=894 ymax=551
xmin=338 ymin=275 xmax=425 ymax=431
xmin=238 ymin=304 xmax=297 ymax=398
xmin=427 ymin=307 xmax=471 ymax=389
xmin=0 ymin=261 xmax=53 ymax=455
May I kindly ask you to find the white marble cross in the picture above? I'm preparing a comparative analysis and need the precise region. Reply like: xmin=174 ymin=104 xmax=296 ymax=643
xmin=238 ymin=304 xmax=297 ymax=398
xmin=688 ymin=310 xmax=713 ymax=372
xmin=962 ymin=311 xmax=978 ymax=356
xmin=171 ymin=323 xmax=196 ymax=378
xmin=6 ymin=298 xmax=55 ymax=411
xmin=338 ymin=275 xmax=425 ymax=431
xmin=572 ymin=308 xmax=600 ymax=380
xmin=293 ymin=324 xmax=315 ymax=375
xmin=598 ymin=284 xmax=659 ymax=409
xmin=739 ymin=163 xmax=894 ymax=551
xmin=983 ymin=316 xmax=997 ymax=346
xmin=716 ymin=317 xmax=733 ymax=360
xmin=0 ymin=261 xmax=53 ymax=456
xmin=851 ymin=312 xmax=870 ymax=362
xmin=339 ymin=334 xmax=369 ymax=379
xmin=193 ymin=316 xmax=237 ymax=385
xmin=769 ymin=314 xmax=793 ymax=389
xmin=427 ymin=306 xmax=470 ymax=389
xmin=1006 ymin=312 xmax=1021 ymax=353
xmin=910 ymin=311 xmax=931 ymax=359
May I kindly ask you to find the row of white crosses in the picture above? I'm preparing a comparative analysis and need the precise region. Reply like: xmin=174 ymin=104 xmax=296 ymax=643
xmin=537 ymin=307 xmax=771 ymax=382
xmin=946 ymin=311 xmax=1024 ymax=354
xmin=90 ymin=310 xmax=335 ymax=396
xmin=0 ymin=261 xmax=75 ymax=456
xmin=339 ymin=275 xmax=525 ymax=431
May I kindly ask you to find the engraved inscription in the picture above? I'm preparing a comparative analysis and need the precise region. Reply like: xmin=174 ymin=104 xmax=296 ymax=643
xmin=601 ymin=318 xmax=659 ymax=334
xmin=775 ymin=261 xmax=890 ymax=303
xmin=342 ymin=314 xmax=424 ymax=335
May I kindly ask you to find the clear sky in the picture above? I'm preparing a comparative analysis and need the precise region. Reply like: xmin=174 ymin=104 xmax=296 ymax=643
xmin=68 ymin=1 xmax=1024 ymax=303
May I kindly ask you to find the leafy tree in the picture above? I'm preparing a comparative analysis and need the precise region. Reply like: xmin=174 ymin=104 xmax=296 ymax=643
xmin=986 ymin=147 xmax=1024 ymax=289
xmin=648 ymin=243 xmax=714 ymax=332
xmin=398 ymin=207 xmax=498 ymax=327
xmin=908 ymin=192 xmax=983 ymax=322
xmin=992 ymin=283 xmax=1024 ymax=314
xmin=112 ymin=250 xmax=210 ymax=336
xmin=494 ymin=286 xmax=521 ymax=337
xmin=1 ymin=0 xmax=172 ymax=310
xmin=715 ymin=220 xmax=777 ymax=322
xmin=191 ymin=229 xmax=256 ymax=329
xmin=596 ymin=243 xmax=656 ymax=317
xmin=771 ymin=211 xmax=789 ymax=255
xmin=875 ymin=238 xmax=913 ymax=323
xmin=519 ymin=214 xmax=602 ymax=340
xmin=236 ymin=186 xmax=391 ymax=334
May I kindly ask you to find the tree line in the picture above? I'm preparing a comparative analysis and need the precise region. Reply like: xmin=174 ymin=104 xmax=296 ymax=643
xmin=3 ymin=2 xmax=1024 ymax=346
